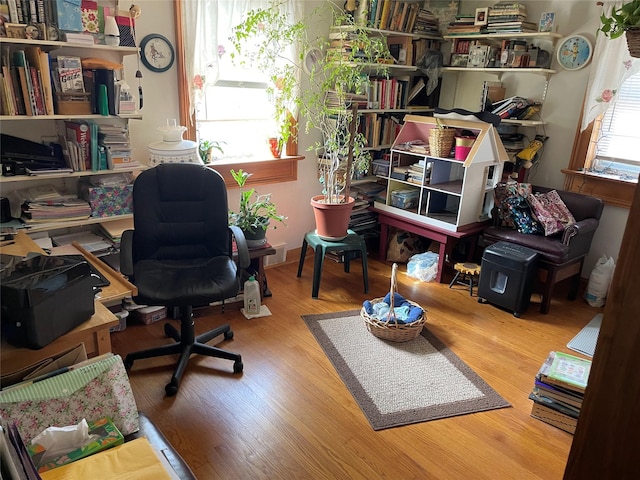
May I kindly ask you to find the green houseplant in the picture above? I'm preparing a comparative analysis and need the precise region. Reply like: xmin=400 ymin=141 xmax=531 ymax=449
xmin=198 ymin=139 xmax=225 ymax=164
xmin=228 ymin=169 xmax=286 ymax=246
xmin=231 ymin=0 xmax=390 ymax=239
xmin=599 ymin=0 xmax=640 ymax=57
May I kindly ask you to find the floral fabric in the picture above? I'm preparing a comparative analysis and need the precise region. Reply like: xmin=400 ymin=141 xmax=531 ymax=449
xmin=0 ymin=355 xmax=139 ymax=444
xmin=527 ymin=190 xmax=576 ymax=236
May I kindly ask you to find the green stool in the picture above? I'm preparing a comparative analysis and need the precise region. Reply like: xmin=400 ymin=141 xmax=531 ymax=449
xmin=297 ymin=230 xmax=369 ymax=299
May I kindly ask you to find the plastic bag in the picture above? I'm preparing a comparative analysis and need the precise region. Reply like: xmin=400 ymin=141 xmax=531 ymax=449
xmin=406 ymin=252 xmax=439 ymax=282
xmin=585 ymin=254 xmax=615 ymax=307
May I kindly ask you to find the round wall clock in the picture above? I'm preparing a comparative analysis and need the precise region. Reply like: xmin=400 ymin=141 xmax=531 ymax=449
xmin=140 ymin=34 xmax=175 ymax=73
xmin=556 ymin=35 xmax=593 ymax=71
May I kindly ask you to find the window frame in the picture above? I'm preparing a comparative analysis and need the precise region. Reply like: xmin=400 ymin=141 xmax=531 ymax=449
xmin=173 ymin=0 xmax=304 ymax=190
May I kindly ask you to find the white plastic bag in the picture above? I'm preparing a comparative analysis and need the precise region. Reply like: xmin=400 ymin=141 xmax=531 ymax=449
xmin=406 ymin=252 xmax=439 ymax=282
xmin=585 ymin=254 xmax=615 ymax=307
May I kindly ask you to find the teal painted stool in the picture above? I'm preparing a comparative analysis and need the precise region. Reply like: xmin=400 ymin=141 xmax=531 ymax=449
xmin=297 ymin=230 xmax=369 ymax=298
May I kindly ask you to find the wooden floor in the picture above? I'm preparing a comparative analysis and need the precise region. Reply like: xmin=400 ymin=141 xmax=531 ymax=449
xmin=111 ymin=254 xmax=601 ymax=480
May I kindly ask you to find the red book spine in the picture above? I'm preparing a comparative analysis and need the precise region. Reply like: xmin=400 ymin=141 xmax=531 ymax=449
xmin=29 ymin=66 xmax=45 ymax=115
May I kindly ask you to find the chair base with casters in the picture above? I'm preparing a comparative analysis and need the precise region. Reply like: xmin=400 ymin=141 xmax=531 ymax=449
xmin=297 ymin=229 xmax=369 ymax=298
xmin=124 ymin=305 xmax=243 ymax=397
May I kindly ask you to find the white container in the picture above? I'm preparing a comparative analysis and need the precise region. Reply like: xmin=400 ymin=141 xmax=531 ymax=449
xmin=243 ymin=276 xmax=261 ymax=315
xmin=147 ymin=119 xmax=201 ymax=166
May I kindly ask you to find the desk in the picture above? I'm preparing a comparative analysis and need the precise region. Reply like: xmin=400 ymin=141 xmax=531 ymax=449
xmin=374 ymin=210 xmax=488 ymax=283
xmin=0 ymin=232 xmax=131 ymax=374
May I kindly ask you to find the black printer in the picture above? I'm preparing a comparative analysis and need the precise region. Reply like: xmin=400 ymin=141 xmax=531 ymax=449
xmin=1 ymin=254 xmax=96 ymax=349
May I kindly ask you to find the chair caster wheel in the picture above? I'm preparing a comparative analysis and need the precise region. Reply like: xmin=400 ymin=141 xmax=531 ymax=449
xmin=233 ymin=360 xmax=243 ymax=374
xmin=514 ymin=312 xmax=521 ymax=318
xmin=478 ymin=298 xmax=486 ymax=304
xmin=224 ymin=330 xmax=234 ymax=341
xmin=123 ymin=357 xmax=133 ymax=370
xmin=165 ymin=381 xmax=179 ymax=397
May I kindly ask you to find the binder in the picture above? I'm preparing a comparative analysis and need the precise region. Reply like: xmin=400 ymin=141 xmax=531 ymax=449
xmin=94 ymin=68 xmax=116 ymax=115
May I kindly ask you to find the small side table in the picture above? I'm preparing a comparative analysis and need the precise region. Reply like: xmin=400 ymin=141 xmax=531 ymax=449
xmin=449 ymin=262 xmax=481 ymax=296
xmin=297 ymin=230 xmax=369 ymax=298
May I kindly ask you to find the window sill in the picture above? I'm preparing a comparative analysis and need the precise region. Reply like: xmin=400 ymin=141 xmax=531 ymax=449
xmin=206 ymin=155 xmax=305 ymax=189
xmin=562 ymin=169 xmax=636 ymax=209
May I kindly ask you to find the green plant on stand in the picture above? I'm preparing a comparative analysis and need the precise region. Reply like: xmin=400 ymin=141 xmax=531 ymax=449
xmin=599 ymin=0 xmax=640 ymax=39
xmin=228 ymin=168 xmax=286 ymax=247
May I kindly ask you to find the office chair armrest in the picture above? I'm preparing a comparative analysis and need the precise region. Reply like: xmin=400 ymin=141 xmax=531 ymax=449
xmin=230 ymin=226 xmax=250 ymax=270
xmin=120 ymin=229 xmax=135 ymax=277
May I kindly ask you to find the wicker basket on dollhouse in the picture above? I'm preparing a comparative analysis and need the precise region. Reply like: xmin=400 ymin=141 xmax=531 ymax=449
xmin=361 ymin=263 xmax=426 ymax=342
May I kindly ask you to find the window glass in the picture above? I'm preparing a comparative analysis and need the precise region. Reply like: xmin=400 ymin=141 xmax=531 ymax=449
xmin=588 ymin=71 xmax=640 ymax=182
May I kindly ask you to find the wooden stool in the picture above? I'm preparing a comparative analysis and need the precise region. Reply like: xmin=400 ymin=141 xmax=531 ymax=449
xmin=449 ymin=262 xmax=481 ymax=296
xmin=297 ymin=229 xmax=369 ymax=299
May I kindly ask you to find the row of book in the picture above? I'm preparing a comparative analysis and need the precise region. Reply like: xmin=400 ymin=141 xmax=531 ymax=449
xmin=367 ymin=1 xmax=437 ymax=35
xmin=489 ymin=95 xmax=541 ymax=120
xmin=530 ymin=351 xmax=592 ymax=434
xmin=360 ymin=113 xmax=402 ymax=149
xmin=54 ymin=121 xmax=137 ymax=173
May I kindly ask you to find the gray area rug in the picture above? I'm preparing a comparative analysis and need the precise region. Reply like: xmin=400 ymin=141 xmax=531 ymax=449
xmin=301 ymin=310 xmax=510 ymax=430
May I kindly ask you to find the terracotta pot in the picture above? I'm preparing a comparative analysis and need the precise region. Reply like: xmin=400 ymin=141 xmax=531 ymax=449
xmin=310 ymin=195 xmax=355 ymax=241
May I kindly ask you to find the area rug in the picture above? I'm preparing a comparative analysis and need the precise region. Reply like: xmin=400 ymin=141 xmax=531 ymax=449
xmin=301 ymin=310 xmax=510 ymax=430
xmin=567 ymin=313 xmax=602 ymax=358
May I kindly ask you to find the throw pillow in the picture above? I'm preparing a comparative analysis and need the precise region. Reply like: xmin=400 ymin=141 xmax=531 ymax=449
xmin=527 ymin=190 xmax=576 ymax=236
xmin=504 ymin=195 xmax=543 ymax=235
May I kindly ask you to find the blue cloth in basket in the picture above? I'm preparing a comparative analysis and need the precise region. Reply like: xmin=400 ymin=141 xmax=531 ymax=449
xmin=363 ymin=293 xmax=423 ymax=324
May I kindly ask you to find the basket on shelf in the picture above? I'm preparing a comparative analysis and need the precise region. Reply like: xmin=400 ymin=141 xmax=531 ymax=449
xmin=361 ymin=263 xmax=426 ymax=342
xmin=428 ymin=123 xmax=456 ymax=158
xmin=626 ymin=27 xmax=640 ymax=58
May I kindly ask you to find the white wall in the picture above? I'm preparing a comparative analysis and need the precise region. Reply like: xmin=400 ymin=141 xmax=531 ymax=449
xmin=130 ymin=0 xmax=630 ymax=275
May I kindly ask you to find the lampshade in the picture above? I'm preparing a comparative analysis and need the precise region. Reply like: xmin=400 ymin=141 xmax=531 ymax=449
xmin=104 ymin=16 xmax=120 ymax=46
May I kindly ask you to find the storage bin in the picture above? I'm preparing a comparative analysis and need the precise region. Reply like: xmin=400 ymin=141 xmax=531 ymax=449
xmin=391 ymin=189 xmax=419 ymax=209
xmin=78 ymin=180 xmax=133 ymax=218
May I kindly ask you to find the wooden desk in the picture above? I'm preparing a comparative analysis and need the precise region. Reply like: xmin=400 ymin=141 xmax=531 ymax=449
xmin=1 ymin=302 xmax=118 ymax=374
xmin=374 ymin=210 xmax=488 ymax=283
xmin=0 ymin=231 xmax=130 ymax=374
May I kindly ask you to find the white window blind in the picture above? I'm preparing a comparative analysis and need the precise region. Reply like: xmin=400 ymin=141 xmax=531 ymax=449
xmin=590 ymin=70 xmax=640 ymax=181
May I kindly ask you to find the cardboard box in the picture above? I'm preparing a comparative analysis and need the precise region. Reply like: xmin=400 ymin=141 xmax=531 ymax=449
xmin=133 ymin=306 xmax=167 ymax=325
xmin=78 ymin=181 xmax=133 ymax=218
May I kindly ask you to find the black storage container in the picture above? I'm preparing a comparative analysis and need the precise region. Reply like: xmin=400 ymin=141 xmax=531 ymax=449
xmin=1 ymin=254 xmax=96 ymax=349
xmin=478 ymin=242 xmax=538 ymax=317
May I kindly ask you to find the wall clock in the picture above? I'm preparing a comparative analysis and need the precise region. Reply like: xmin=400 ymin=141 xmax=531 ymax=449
xmin=556 ymin=35 xmax=593 ymax=71
xmin=140 ymin=34 xmax=175 ymax=73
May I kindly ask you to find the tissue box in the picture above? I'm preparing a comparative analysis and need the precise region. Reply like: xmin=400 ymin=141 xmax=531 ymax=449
xmin=78 ymin=181 xmax=133 ymax=218
xmin=28 ymin=417 xmax=124 ymax=473
xmin=133 ymin=306 xmax=167 ymax=325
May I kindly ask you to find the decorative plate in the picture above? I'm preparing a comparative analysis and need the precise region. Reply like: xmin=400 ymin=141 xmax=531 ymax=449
xmin=140 ymin=34 xmax=175 ymax=73
xmin=556 ymin=35 xmax=593 ymax=71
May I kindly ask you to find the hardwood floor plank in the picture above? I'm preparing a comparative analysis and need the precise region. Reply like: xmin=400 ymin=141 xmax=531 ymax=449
xmin=111 ymin=256 xmax=599 ymax=479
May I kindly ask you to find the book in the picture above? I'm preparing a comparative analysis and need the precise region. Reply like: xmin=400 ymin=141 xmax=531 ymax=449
xmin=537 ymin=351 xmax=592 ymax=393
xmin=25 ymin=46 xmax=54 ymax=115
xmin=65 ymin=121 xmax=91 ymax=171
xmin=530 ymin=401 xmax=577 ymax=434
xmin=533 ymin=379 xmax=583 ymax=408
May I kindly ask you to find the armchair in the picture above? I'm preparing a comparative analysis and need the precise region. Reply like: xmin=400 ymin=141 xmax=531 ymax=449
xmin=120 ymin=164 xmax=250 ymax=396
xmin=482 ymin=186 xmax=604 ymax=314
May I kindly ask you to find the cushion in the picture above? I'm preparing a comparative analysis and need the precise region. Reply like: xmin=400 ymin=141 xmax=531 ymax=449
xmin=527 ymin=190 xmax=576 ymax=236
xmin=503 ymin=195 xmax=543 ymax=235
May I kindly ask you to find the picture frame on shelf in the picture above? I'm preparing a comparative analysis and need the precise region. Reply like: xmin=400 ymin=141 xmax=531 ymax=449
xmin=539 ymin=12 xmax=556 ymax=32
xmin=474 ymin=7 xmax=489 ymax=26
xmin=5 ymin=23 xmax=26 ymax=39
xmin=450 ymin=53 xmax=469 ymax=67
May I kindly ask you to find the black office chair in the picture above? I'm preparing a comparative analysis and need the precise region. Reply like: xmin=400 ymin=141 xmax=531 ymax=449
xmin=120 ymin=163 xmax=250 ymax=396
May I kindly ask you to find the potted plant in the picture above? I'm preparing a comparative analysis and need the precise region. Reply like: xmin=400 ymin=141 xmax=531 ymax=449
xmin=599 ymin=0 xmax=640 ymax=57
xmin=198 ymin=139 xmax=225 ymax=164
xmin=231 ymin=1 xmax=390 ymax=239
xmin=228 ymin=168 xmax=286 ymax=247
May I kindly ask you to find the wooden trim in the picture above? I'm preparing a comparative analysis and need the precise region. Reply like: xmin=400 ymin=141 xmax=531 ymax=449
xmin=562 ymin=169 xmax=636 ymax=209
xmin=174 ymin=0 xmax=196 ymax=142
xmin=208 ymin=156 xmax=305 ymax=189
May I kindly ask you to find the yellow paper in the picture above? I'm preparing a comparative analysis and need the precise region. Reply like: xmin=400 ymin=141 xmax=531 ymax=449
xmin=40 ymin=438 xmax=174 ymax=480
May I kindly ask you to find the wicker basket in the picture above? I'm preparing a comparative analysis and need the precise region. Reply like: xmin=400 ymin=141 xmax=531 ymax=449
xmin=361 ymin=263 xmax=426 ymax=342
xmin=428 ymin=127 xmax=456 ymax=158
xmin=627 ymin=28 xmax=640 ymax=58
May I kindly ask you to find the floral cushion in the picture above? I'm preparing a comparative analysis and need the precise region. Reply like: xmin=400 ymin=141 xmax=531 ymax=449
xmin=503 ymin=195 xmax=543 ymax=235
xmin=527 ymin=190 xmax=576 ymax=236
xmin=494 ymin=182 xmax=538 ymax=232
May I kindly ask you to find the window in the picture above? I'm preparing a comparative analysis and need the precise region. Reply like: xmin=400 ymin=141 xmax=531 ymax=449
xmin=586 ymin=71 xmax=640 ymax=181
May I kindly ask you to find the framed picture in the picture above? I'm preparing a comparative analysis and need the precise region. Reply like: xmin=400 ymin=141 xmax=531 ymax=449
xmin=539 ymin=12 xmax=556 ymax=32
xmin=474 ymin=7 xmax=489 ymax=26
xmin=450 ymin=53 xmax=469 ymax=67
xmin=5 ymin=23 xmax=26 ymax=39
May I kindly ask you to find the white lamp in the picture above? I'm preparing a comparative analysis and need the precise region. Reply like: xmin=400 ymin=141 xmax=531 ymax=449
xmin=104 ymin=16 xmax=120 ymax=46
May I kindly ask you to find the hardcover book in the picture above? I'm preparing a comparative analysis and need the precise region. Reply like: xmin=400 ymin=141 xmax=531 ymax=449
xmin=537 ymin=351 xmax=592 ymax=393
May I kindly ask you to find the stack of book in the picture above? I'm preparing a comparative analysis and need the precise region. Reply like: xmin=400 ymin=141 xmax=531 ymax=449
xmin=490 ymin=96 xmax=534 ymax=119
xmin=446 ymin=14 xmax=482 ymax=35
xmin=18 ymin=184 xmax=91 ymax=224
xmin=530 ymin=351 xmax=592 ymax=434
xmin=486 ymin=2 xmax=537 ymax=34
xmin=98 ymin=123 xmax=138 ymax=169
